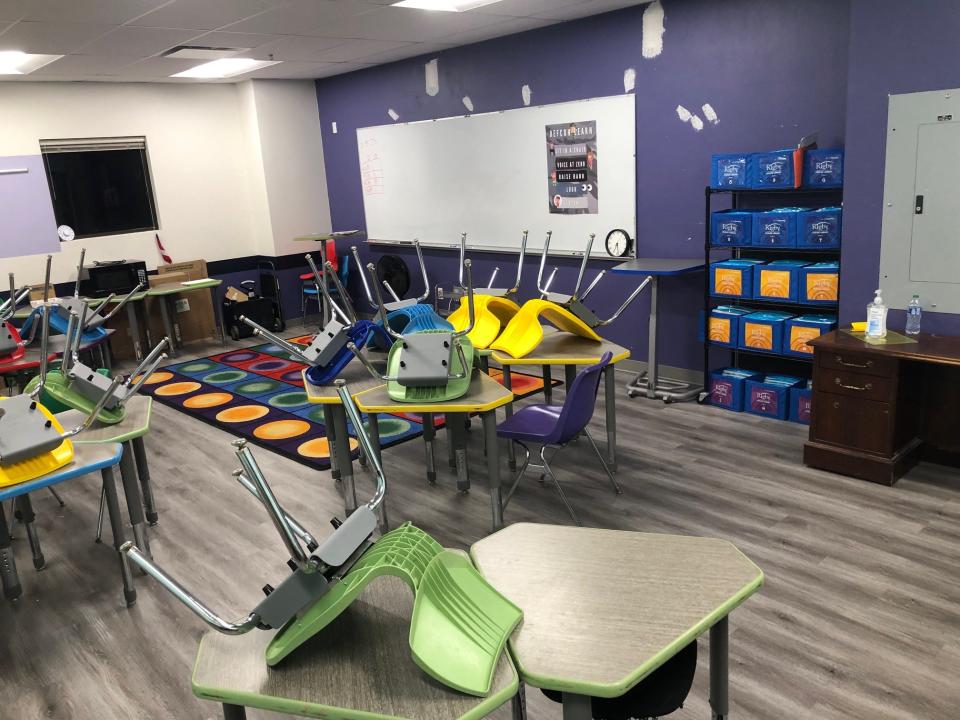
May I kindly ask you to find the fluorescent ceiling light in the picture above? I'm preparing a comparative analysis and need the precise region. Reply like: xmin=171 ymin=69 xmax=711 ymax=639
xmin=392 ymin=0 xmax=504 ymax=11
xmin=0 ymin=51 xmax=63 ymax=75
xmin=172 ymin=58 xmax=280 ymax=79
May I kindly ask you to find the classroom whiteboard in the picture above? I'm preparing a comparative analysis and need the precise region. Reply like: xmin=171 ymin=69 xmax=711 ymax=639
xmin=357 ymin=94 xmax=636 ymax=257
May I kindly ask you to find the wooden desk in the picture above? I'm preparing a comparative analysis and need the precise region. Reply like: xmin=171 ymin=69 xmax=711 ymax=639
xmin=192 ymin=575 xmax=518 ymax=720
xmin=471 ymin=523 xmax=763 ymax=720
xmin=804 ymin=330 xmax=960 ymax=485
xmin=491 ymin=329 xmax=629 ymax=471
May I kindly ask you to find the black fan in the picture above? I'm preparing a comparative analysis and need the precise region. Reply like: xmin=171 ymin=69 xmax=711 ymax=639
xmin=376 ymin=255 xmax=411 ymax=299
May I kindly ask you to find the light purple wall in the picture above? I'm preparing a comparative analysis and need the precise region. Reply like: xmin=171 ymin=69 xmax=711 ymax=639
xmin=315 ymin=0 xmax=850 ymax=370
xmin=842 ymin=0 xmax=960 ymax=334
xmin=0 ymin=155 xmax=59 ymax=261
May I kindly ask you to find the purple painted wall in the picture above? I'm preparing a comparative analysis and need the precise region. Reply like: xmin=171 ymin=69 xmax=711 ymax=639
xmin=314 ymin=0 xmax=850 ymax=371
xmin=842 ymin=0 xmax=960 ymax=334
xmin=0 ymin=155 xmax=59 ymax=260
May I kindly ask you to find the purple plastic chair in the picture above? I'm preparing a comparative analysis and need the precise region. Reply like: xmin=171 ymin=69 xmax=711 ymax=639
xmin=497 ymin=351 xmax=620 ymax=525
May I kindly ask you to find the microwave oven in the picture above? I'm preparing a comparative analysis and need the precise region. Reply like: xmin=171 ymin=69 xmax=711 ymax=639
xmin=87 ymin=261 xmax=149 ymax=298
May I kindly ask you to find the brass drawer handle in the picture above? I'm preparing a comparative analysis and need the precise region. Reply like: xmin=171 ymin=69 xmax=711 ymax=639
xmin=834 ymin=355 xmax=873 ymax=369
xmin=834 ymin=377 xmax=872 ymax=391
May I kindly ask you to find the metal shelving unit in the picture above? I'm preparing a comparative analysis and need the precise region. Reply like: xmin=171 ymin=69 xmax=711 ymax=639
xmin=701 ymin=184 xmax=844 ymax=399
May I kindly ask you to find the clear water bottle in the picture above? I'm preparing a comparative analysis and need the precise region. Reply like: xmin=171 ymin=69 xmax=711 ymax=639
xmin=906 ymin=294 xmax=922 ymax=335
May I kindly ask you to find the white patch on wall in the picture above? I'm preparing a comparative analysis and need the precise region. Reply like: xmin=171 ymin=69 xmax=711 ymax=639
xmin=642 ymin=1 xmax=665 ymax=59
xmin=521 ymin=84 xmax=532 ymax=106
xmin=690 ymin=114 xmax=704 ymax=131
xmin=676 ymin=104 xmax=692 ymax=123
xmin=623 ymin=67 xmax=636 ymax=93
xmin=462 ymin=95 xmax=474 ymax=112
xmin=387 ymin=108 xmax=399 ymax=121
xmin=331 ymin=121 xmax=338 ymax=134
xmin=425 ymin=58 xmax=439 ymax=97
xmin=702 ymin=103 xmax=719 ymax=124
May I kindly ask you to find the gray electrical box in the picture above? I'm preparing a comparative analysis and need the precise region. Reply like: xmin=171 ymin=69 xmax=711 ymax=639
xmin=879 ymin=88 xmax=960 ymax=313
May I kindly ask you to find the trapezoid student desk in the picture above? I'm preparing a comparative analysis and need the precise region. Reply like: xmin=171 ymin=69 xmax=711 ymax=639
xmin=191 ymin=575 xmax=518 ymax=720
xmin=87 ymin=290 xmax=150 ymax=361
xmin=471 ymin=523 xmax=764 ymax=720
xmin=0 ymin=332 xmax=114 ymax=394
xmin=146 ymin=279 xmax=225 ymax=358
xmin=0 ymin=442 xmax=136 ymax=605
xmin=490 ymin=329 xmax=630 ymax=471
xmin=609 ymin=257 xmax=706 ymax=402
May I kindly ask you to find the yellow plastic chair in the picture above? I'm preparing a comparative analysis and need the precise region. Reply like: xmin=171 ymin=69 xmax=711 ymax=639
xmin=449 ymin=295 xmax=521 ymax=349
xmin=489 ymin=299 xmax=602 ymax=358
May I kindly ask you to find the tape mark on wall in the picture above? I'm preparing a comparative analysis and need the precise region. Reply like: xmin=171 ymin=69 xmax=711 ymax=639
xmin=642 ymin=1 xmax=665 ymax=59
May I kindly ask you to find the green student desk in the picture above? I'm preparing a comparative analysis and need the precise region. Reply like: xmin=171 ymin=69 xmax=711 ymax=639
xmin=146 ymin=279 xmax=224 ymax=358
xmin=470 ymin=523 xmax=764 ymax=720
xmin=490 ymin=329 xmax=630 ymax=470
xmin=191 ymin=575 xmax=519 ymax=720
xmin=56 ymin=395 xmax=157 ymax=557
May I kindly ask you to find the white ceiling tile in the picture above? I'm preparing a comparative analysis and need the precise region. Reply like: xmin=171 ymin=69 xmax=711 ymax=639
xmin=471 ymin=0 xmax=589 ymax=17
xmin=20 ymin=0 xmax=170 ymax=25
xmin=357 ymin=41 xmax=453 ymax=65
xmin=313 ymin=60 xmax=375 ymax=77
xmin=245 ymin=34 xmax=350 ymax=61
xmin=0 ymin=21 xmax=116 ymax=54
xmin=532 ymin=0 xmax=644 ymax=21
xmin=311 ymin=38 xmax=413 ymax=63
xmin=185 ymin=30 xmax=277 ymax=51
xmin=437 ymin=15 xmax=552 ymax=45
xmin=27 ymin=53 xmax=126 ymax=77
xmin=309 ymin=6 xmax=515 ymax=42
xmin=74 ymin=26 xmax=203 ymax=58
xmin=222 ymin=0 xmax=376 ymax=36
xmin=129 ymin=0 xmax=284 ymax=32
xmin=243 ymin=59 xmax=340 ymax=78
xmin=119 ymin=55 xmax=214 ymax=77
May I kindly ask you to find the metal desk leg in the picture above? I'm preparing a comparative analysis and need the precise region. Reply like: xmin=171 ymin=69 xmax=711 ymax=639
xmin=710 ymin=616 xmax=730 ymax=720
xmin=101 ymin=465 xmax=137 ymax=606
xmin=564 ymin=365 xmax=577 ymax=393
xmin=121 ymin=441 xmax=151 ymax=560
xmin=159 ymin=297 xmax=179 ymax=358
xmin=0 ymin=502 xmax=22 ymax=600
xmin=330 ymin=405 xmax=357 ymax=515
xmin=211 ymin=286 xmax=226 ymax=346
xmin=604 ymin=364 xmax=617 ymax=471
xmin=482 ymin=410 xmax=503 ymax=531
xmin=222 ymin=703 xmax=247 ymax=720
xmin=561 ymin=692 xmax=592 ymax=720
xmin=449 ymin=412 xmax=471 ymax=493
xmin=14 ymin=495 xmax=44 ymax=569
xmin=542 ymin=365 xmax=553 ymax=405
xmin=322 ymin=405 xmax=341 ymax=482
xmin=647 ymin=276 xmax=659 ymax=399
xmin=502 ymin=365 xmax=516 ymax=469
xmin=511 ymin=681 xmax=527 ymax=720
xmin=422 ymin=412 xmax=437 ymax=484
xmin=126 ymin=301 xmax=143 ymax=362
xmin=478 ymin=353 xmax=489 ymax=374
xmin=131 ymin=436 xmax=158 ymax=524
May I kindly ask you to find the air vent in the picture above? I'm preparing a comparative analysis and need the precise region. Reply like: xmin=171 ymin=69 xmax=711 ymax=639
xmin=163 ymin=46 xmax=249 ymax=61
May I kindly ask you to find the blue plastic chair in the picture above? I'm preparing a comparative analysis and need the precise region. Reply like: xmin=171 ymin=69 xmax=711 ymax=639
xmin=496 ymin=351 xmax=619 ymax=525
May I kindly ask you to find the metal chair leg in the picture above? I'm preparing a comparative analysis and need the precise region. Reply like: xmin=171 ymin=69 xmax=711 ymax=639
xmin=95 ymin=483 xmax=105 ymax=544
xmin=540 ymin=446 xmax=582 ymax=527
xmin=503 ymin=441 xmax=532 ymax=508
xmin=47 ymin=487 xmax=66 ymax=507
xmin=584 ymin=428 xmax=622 ymax=495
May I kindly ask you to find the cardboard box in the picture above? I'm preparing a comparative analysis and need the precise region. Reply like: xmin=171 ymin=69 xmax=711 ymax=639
xmin=149 ymin=271 xmax=189 ymax=287
xmin=153 ymin=260 xmax=217 ymax=343
xmin=225 ymin=286 xmax=249 ymax=303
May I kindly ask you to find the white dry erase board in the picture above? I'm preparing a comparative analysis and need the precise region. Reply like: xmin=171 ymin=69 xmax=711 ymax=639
xmin=356 ymin=94 xmax=636 ymax=258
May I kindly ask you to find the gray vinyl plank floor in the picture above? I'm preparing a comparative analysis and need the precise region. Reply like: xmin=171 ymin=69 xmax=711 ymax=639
xmin=2 ymin=330 xmax=959 ymax=720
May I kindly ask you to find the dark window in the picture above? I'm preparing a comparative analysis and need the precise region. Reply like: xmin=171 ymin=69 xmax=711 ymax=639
xmin=40 ymin=138 xmax=158 ymax=239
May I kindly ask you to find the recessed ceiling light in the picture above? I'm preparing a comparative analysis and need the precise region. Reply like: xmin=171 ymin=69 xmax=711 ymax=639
xmin=392 ymin=0 xmax=504 ymax=11
xmin=172 ymin=58 xmax=280 ymax=79
xmin=0 ymin=51 xmax=63 ymax=75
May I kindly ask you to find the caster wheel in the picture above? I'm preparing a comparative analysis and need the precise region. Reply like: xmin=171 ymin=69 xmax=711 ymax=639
xmin=229 ymin=326 xmax=241 ymax=341
xmin=273 ymin=318 xmax=286 ymax=332
xmin=33 ymin=556 xmax=45 ymax=570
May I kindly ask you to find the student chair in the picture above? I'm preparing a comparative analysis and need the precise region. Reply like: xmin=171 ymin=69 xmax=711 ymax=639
xmin=301 ymin=252 xmax=349 ymax=326
xmin=497 ymin=351 xmax=620 ymax=526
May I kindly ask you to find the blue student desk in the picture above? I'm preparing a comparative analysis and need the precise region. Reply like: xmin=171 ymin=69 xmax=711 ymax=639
xmin=610 ymin=258 xmax=705 ymax=402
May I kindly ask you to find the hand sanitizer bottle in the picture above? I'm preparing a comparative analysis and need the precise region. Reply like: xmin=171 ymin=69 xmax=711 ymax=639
xmin=866 ymin=288 xmax=888 ymax=339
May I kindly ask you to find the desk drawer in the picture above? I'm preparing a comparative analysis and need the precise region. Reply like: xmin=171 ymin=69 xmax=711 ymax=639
xmin=811 ymin=392 xmax=892 ymax=455
xmin=819 ymin=350 xmax=896 ymax=378
xmin=817 ymin=368 xmax=893 ymax=403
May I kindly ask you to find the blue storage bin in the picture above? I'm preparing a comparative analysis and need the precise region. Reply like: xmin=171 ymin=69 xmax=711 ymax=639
xmin=798 ymin=207 xmax=842 ymax=248
xmin=701 ymin=306 xmax=752 ymax=347
xmin=784 ymin=314 xmax=837 ymax=357
xmin=752 ymin=208 xmax=804 ymax=248
xmin=798 ymin=262 xmax=840 ymax=304
xmin=750 ymin=149 xmax=800 ymax=189
xmin=745 ymin=375 xmax=804 ymax=420
xmin=710 ymin=259 xmax=764 ymax=298
xmin=803 ymin=148 xmax=844 ymax=188
xmin=709 ymin=368 xmax=763 ymax=412
xmin=739 ymin=310 xmax=794 ymax=353
xmin=711 ymin=210 xmax=753 ymax=246
xmin=711 ymin=153 xmax=752 ymax=189
xmin=789 ymin=381 xmax=814 ymax=424
xmin=752 ymin=260 xmax=809 ymax=302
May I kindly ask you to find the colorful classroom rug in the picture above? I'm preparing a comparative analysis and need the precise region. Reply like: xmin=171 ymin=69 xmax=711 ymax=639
xmin=138 ymin=335 xmax=557 ymax=471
